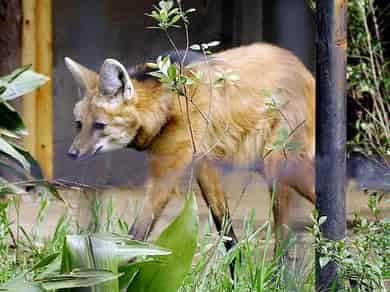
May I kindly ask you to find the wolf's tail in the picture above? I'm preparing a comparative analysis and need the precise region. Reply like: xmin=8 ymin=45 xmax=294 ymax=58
xmin=347 ymin=152 xmax=390 ymax=192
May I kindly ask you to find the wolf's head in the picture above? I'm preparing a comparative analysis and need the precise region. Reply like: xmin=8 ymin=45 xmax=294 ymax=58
xmin=65 ymin=57 xmax=144 ymax=160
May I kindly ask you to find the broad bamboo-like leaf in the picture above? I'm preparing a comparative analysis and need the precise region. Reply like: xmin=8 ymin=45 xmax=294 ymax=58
xmin=94 ymin=233 xmax=171 ymax=265
xmin=30 ymin=253 xmax=61 ymax=272
xmin=0 ymin=273 xmax=44 ymax=292
xmin=91 ymin=237 xmax=119 ymax=292
xmin=0 ymin=177 xmax=26 ymax=195
xmin=0 ymin=137 xmax=29 ymax=170
xmin=59 ymin=233 xmax=171 ymax=291
xmin=0 ymin=65 xmax=32 ymax=83
xmin=0 ymin=102 xmax=26 ymax=134
xmin=61 ymin=235 xmax=95 ymax=273
xmin=0 ymin=160 xmax=29 ymax=181
xmin=9 ymin=143 xmax=43 ymax=178
xmin=0 ymin=128 xmax=20 ymax=139
xmin=0 ymin=69 xmax=48 ymax=102
xmin=37 ymin=269 xmax=119 ymax=291
xmin=129 ymin=192 xmax=199 ymax=292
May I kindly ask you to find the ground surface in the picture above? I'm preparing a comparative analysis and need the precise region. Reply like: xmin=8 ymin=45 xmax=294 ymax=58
xmin=10 ymin=170 xmax=389 ymax=242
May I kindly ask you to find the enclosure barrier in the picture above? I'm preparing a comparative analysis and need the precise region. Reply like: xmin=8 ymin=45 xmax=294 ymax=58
xmin=22 ymin=0 xmax=53 ymax=178
xmin=315 ymin=0 xmax=347 ymax=290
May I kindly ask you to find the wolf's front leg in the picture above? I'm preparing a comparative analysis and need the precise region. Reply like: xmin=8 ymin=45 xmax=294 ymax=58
xmin=129 ymin=178 xmax=174 ymax=240
xmin=129 ymin=149 xmax=192 ymax=240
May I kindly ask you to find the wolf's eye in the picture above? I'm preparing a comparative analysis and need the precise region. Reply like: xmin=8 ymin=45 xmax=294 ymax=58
xmin=75 ymin=121 xmax=82 ymax=131
xmin=93 ymin=122 xmax=106 ymax=130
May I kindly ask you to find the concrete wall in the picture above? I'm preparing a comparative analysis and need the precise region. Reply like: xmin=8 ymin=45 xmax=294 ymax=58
xmin=53 ymin=0 xmax=225 ymax=186
xmin=52 ymin=0 xmax=314 ymax=187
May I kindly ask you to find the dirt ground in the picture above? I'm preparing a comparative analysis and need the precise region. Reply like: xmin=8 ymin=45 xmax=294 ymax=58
xmin=9 ymin=170 xmax=390 ymax=241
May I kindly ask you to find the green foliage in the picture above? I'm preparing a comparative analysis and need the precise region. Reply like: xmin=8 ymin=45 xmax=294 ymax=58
xmin=179 ymin=212 xmax=314 ymax=292
xmin=146 ymin=1 xmax=195 ymax=30
xmin=346 ymin=0 xmax=390 ymax=159
xmin=0 ymin=66 xmax=48 ymax=102
xmin=129 ymin=193 xmax=199 ymax=292
xmin=307 ymin=0 xmax=390 ymax=158
xmin=0 ymin=193 xmax=198 ymax=292
xmin=264 ymin=93 xmax=304 ymax=159
xmin=311 ymin=193 xmax=390 ymax=291
xmin=0 ymin=231 xmax=171 ymax=291
xmin=0 ymin=65 xmax=48 ymax=178
xmin=1 ymin=187 xmax=389 ymax=291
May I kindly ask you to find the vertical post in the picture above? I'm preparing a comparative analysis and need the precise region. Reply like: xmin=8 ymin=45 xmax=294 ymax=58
xmin=21 ymin=0 xmax=53 ymax=178
xmin=36 ymin=0 xmax=53 ymax=178
xmin=22 ymin=0 xmax=37 ymax=157
xmin=315 ymin=0 xmax=347 ymax=291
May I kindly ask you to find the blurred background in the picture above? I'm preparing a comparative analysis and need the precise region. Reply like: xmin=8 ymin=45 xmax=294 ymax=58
xmin=52 ymin=0 xmax=315 ymax=186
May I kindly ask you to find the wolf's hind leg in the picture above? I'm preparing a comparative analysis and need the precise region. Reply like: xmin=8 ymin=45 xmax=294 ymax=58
xmin=265 ymin=154 xmax=295 ymax=243
xmin=264 ymin=154 xmax=315 ymax=243
xmin=196 ymin=159 xmax=238 ymax=250
xmin=270 ymin=182 xmax=294 ymax=243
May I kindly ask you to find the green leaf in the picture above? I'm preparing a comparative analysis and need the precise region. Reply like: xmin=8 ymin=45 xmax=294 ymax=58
xmin=159 ymin=1 xmax=173 ymax=11
xmin=319 ymin=256 xmax=330 ymax=268
xmin=0 ymin=128 xmax=20 ymax=139
xmin=0 ymin=160 xmax=29 ymax=181
xmin=168 ymin=14 xmax=181 ymax=26
xmin=30 ymin=253 xmax=60 ymax=272
xmin=318 ymin=216 xmax=327 ymax=226
xmin=0 ymin=65 xmax=31 ymax=83
xmin=147 ymin=71 xmax=164 ymax=79
xmin=59 ymin=233 xmax=171 ymax=292
xmin=0 ymin=137 xmax=29 ymax=170
xmin=0 ymin=273 xmax=43 ymax=292
xmin=277 ymin=127 xmax=289 ymax=142
xmin=9 ymin=143 xmax=43 ymax=178
xmin=0 ymin=69 xmax=48 ymax=101
xmin=285 ymin=140 xmax=303 ymax=151
xmin=167 ymin=64 xmax=177 ymax=80
xmin=160 ymin=56 xmax=171 ymax=74
xmin=145 ymin=62 xmax=158 ymax=69
xmin=129 ymin=193 xmax=199 ymax=292
xmin=93 ymin=233 xmax=171 ymax=266
xmin=35 ymin=182 xmax=64 ymax=202
xmin=91 ymin=237 xmax=120 ymax=291
xmin=207 ymin=41 xmax=220 ymax=47
xmin=0 ymin=177 xmax=26 ymax=196
xmin=38 ymin=269 xmax=119 ymax=290
xmin=186 ymin=8 xmax=196 ymax=13
xmin=190 ymin=44 xmax=201 ymax=51
xmin=0 ymin=102 xmax=26 ymax=134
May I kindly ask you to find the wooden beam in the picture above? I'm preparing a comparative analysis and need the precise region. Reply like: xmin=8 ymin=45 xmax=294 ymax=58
xmin=22 ymin=0 xmax=53 ymax=178
xmin=36 ymin=0 xmax=53 ymax=178
xmin=22 ymin=0 xmax=37 ymax=157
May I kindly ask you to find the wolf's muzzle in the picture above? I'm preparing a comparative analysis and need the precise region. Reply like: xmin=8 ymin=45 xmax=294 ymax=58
xmin=67 ymin=147 xmax=80 ymax=159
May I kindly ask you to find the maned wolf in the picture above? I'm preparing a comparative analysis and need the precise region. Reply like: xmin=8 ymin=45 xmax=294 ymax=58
xmin=65 ymin=43 xmax=316 ymax=244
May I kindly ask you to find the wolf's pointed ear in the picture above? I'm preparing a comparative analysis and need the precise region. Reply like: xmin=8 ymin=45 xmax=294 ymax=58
xmin=65 ymin=57 xmax=98 ymax=96
xmin=98 ymin=59 xmax=134 ymax=100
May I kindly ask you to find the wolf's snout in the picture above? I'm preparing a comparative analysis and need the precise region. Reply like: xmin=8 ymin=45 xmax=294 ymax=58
xmin=67 ymin=147 xmax=80 ymax=159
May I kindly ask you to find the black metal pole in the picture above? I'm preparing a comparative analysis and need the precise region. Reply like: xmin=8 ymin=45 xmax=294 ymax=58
xmin=315 ymin=0 xmax=347 ymax=291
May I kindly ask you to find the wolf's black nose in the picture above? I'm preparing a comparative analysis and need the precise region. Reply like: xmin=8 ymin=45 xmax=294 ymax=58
xmin=67 ymin=148 xmax=79 ymax=159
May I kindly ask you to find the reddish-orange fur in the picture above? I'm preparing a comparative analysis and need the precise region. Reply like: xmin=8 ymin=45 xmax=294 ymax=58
xmin=66 ymin=43 xmax=316 ymax=242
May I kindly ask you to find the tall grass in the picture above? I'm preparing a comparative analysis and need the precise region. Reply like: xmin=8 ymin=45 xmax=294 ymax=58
xmin=179 ymin=209 xmax=315 ymax=292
